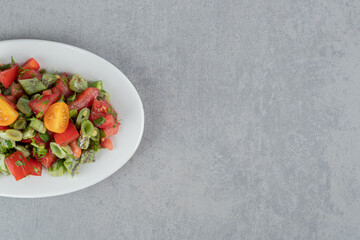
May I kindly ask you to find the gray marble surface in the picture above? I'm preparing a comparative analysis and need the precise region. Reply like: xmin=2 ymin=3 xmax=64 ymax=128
xmin=0 ymin=0 xmax=359 ymax=239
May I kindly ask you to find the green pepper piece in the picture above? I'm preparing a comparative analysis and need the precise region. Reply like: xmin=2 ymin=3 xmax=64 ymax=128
xmin=16 ymin=98 xmax=32 ymax=117
xmin=63 ymin=157 xmax=80 ymax=177
xmin=42 ymin=73 xmax=57 ymax=88
xmin=5 ymin=129 xmax=22 ymax=141
xmin=97 ymin=90 xmax=110 ymax=102
xmin=13 ymin=118 xmax=27 ymax=130
xmin=62 ymin=145 xmax=73 ymax=156
xmin=76 ymin=108 xmax=90 ymax=128
xmin=23 ymin=126 xmax=36 ymax=139
xmin=78 ymin=134 xmax=90 ymax=150
xmin=0 ymin=154 xmax=9 ymax=175
xmin=88 ymin=80 xmax=103 ymax=90
xmin=19 ymin=78 xmax=47 ymax=95
xmin=80 ymin=149 xmax=95 ymax=164
xmin=0 ymin=139 xmax=15 ymax=149
xmin=81 ymin=120 xmax=94 ymax=137
xmin=48 ymin=159 xmax=66 ymax=177
xmin=69 ymin=74 xmax=88 ymax=93
xmin=91 ymin=127 xmax=100 ymax=141
xmin=29 ymin=118 xmax=46 ymax=134
xmin=14 ymin=146 xmax=30 ymax=158
xmin=50 ymin=142 xmax=66 ymax=159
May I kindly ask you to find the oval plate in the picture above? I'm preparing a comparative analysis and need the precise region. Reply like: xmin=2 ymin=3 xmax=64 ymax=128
xmin=0 ymin=39 xmax=144 ymax=198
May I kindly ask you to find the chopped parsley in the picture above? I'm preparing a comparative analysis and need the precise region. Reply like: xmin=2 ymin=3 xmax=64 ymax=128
xmin=93 ymin=116 xmax=105 ymax=126
xmin=0 ymin=64 xmax=11 ymax=70
xmin=15 ymin=160 xmax=23 ymax=167
xmin=38 ymin=132 xmax=50 ymax=143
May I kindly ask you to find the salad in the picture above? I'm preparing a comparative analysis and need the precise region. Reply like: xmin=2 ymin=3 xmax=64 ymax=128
xmin=0 ymin=57 xmax=120 ymax=180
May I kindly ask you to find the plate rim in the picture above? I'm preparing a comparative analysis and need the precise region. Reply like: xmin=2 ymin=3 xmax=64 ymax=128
xmin=0 ymin=39 xmax=145 ymax=198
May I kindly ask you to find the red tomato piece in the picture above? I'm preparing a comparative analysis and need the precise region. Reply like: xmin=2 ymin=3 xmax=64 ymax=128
xmin=89 ymin=99 xmax=118 ymax=128
xmin=20 ymin=139 xmax=32 ymax=144
xmin=69 ymin=87 xmax=99 ymax=111
xmin=21 ymin=58 xmax=40 ymax=71
xmin=5 ymin=151 xmax=33 ymax=181
xmin=69 ymin=140 xmax=81 ymax=159
xmin=10 ymin=83 xmax=25 ymax=99
xmin=96 ymin=114 xmax=117 ymax=129
xmin=18 ymin=69 xmax=41 ymax=80
xmin=29 ymin=159 xmax=42 ymax=176
xmin=0 ymin=126 xmax=9 ymax=130
xmin=51 ymin=73 xmax=73 ymax=97
xmin=0 ymin=93 xmax=17 ymax=110
xmin=42 ymin=89 xmax=52 ymax=95
xmin=102 ymin=122 xmax=120 ymax=138
xmin=54 ymin=121 xmax=79 ymax=146
xmin=28 ymin=93 xmax=59 ymax=118
xmin=101 ymin=138 xmax=113 ymax=150
xmin=37 ymin=149 xmax=57 ymax=168
xmin=5 ymin=95 xmax=16 ymax=104
xmin=0 ymin=64 xmax=18 ymax=88
xmin=92 ymin=99 xmax=116 ymax=115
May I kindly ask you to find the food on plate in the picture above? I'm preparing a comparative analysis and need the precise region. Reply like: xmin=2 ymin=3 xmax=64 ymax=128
xmin=0 ymin=57 xmax=120 ymax=180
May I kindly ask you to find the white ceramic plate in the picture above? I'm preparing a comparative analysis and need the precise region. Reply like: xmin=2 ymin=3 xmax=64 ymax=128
xmin=0 ymin=39 xmax=144 ymax=198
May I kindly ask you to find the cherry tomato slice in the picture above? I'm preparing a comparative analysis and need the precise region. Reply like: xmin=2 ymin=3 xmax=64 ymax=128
xmin=0 ymin=97 xmax=18 ymax=126
xmin=44 ymin=102 xmax=70 ymax=133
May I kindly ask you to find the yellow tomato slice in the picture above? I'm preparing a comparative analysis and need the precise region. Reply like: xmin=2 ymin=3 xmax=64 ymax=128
xmin=0 ymin=97 xmax=18 ymax=126
xmin=44 ymin=102 xmax=70 ymax=133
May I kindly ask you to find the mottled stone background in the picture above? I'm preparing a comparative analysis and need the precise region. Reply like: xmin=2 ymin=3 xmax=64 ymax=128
xmin=0 ymin=0 xmax=359 ymax=239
